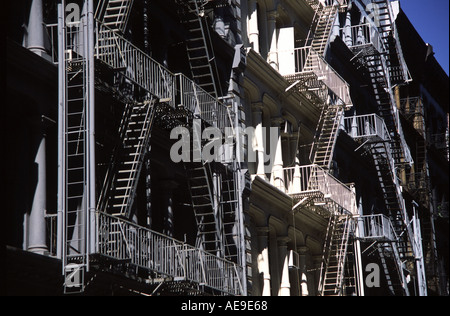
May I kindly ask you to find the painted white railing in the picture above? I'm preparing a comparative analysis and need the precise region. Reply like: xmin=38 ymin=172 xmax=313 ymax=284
xmin=96 ymin=22 xmax=176 ymax=106
xmin=276 ymin=164 xmax=357 ymax=215
xmin=176 ymin=73 xmax=233 ymax=132
xmin=47 ymin=20 xmax=234 ymax=133
xmin=288 ymin=47 xmax=352 ymax=106
xmin=96 ymin=211 xmax=243 ymax=295
xmin=340 ymin=23 xmax=383 ymax=53
xmin=343 ymin=114 xmax=391 ymax=141
xmin=356 ymin=214 xmax=398 ymax=242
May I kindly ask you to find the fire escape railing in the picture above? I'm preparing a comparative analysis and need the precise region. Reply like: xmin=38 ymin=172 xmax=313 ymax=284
xmin=343 ymin=113 xmax=391 ymax=142
xmin=286 ymin=46 xmax=352 ymax=107
xmin=97 ymin=211 xmax=243 ymax=295
xmin=356 ymin=214 xmax=398 ymax=243
xmin=275 ymin=164 xmax=358 ymax=216
xmin=50 ymin=11 xmax=241 ymax=294
xmin=339 ymin=23 xmax=384 ymax=53
xmin=47 ymin=21 xmax=234 ymax=132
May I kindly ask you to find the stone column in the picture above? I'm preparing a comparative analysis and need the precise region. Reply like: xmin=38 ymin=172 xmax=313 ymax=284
xmin=284 ymin=132 xmax=299 ymax=193
xmin=26 ymin=0 xmax=47 ymax=57
xmin=298 ymin=246 xmax=310 ymax=296
xmin=27 ymin=128 xmax=48 ymax=255
xmin=257 ymin=227 xmax=271 ymax=296
xmin=278 ymin=236 xmax=291 ymax=296
xmin=313 ymin=255 xmax=323 ymax=296
xmin=267 ymin=10 xmax=279 ymax=70
xmin=271 ymin=117 xmax=285 ymax=191
xmin=214 ymin=3 xmax=226 ymax=38
xmin=343 ymin=10 xmax=353 ymax=47
xmin=252 ymin=103 xmax=266 ymax=179
xmin=248 ymin=0 xmax=260 ymax=53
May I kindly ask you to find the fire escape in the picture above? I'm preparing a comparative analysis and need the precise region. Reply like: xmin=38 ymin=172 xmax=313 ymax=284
xmin=277 ymin=0 xmax=427 ymax=296
xmin=279 ymin=0 xmax=358 ymax=296
xmin=400 ymin=96 xmax=444 ymax=295
xmin=56 ymin=0 xmax=244 ymax=295
xmin=340 ymin=0 xmax=427 ymax=296
xmin=178 ymin=0 xmax=222 ymax=98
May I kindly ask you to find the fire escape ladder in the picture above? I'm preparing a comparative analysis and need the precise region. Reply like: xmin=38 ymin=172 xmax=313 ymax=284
xmin=308 ymin=4 xmax=339 ymax=58
xmin=52 ymin=2 xmax=244 ymax=295
xmin=310 ymin=105 xmax=345 ymax=170
xmin=369 ymin=142 xmax=409 ymax=249
xmin=96 ymin=0 xmax=135 ymax=34
xmin=59 ymin=9 xmax=96 ymax=295
xmin=356 ymin=215 xmax=410 ymax=296
xmin=303 ymin=4 xmax=346 ymax=171
xmin=186 ymin=163 xmax=225 ymax=257
xmin=62 ymin=35 xmax=89 ymax=295
xmin=362 ymin=51 xmax=412 ymax=172
xmin=95 ymin=21 xmax=177 ymax=219
xmin=319 ymin=215 xmax=353 ymax=296
xmin=98 ymin=98 xmax=158 ymax=219
xmin=375 ymin=237 xmax=410 ymax=296
xmin=373 ymin=0 xmax=410 ymax=85
xmin=181 ymin=0 xmax=221 ymax=98
xmin=220 ymin=169 xmax=240 ymax=264
xmin=342 ymin=115 xmax=417 ymax=295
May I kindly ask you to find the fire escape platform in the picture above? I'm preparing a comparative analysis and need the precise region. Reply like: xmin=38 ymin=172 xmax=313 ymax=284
xmin=271 ymin=164 xmax=358 ymax=216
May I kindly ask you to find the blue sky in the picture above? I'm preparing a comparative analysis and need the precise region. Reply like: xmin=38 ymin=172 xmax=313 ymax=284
xmin=399 ymin=0 xmax=450 ymax=75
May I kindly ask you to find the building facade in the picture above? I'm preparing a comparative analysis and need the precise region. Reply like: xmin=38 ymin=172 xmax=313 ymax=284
xmin=6 ymin=0 xmax=449 ymax=296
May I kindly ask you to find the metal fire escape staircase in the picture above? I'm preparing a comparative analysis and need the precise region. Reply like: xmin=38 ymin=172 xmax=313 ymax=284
xmin=319 ymin=214 xmax=353 ymax=296
xmin=177 ymin=0 xmax=240 ymax=264
xmin=55 ymin=1 xmax=245 ymax=295
xmin=96 ymin=0 xmax=134 ymax=34
xmin=356 ymin=214 xmax=410 ymax=296
xmin=342 ymin=114 xmax=412 ymax=295
xmin=309 ymin=4 xmax=339 ymax=58
xmin=179 ymin=0 xmax=221 ymax=98
xmin=347 ymin=0 xmax=411 ymax=167
xmin=293 ymin=3 xmax=348 ymax=171
xmin=342 ymin=1 xmax=427 ymax=295
xmin=186 ymin=163 xmax=224 ymax=256
xmin=310 ymin=105 xmax=345 ymax=170
xmin=400 ymin=97 xmax=438 ymax=295
xmin=299 ymin=2 xmax=357 ymax=296
xmin=185 ymin=162 xmax=240 ymax=262
xmin=373 ymin=0 xmax=410 ymax=85
xmin=98 ymin=98 xmax=157 ymax=218
xmin=289 ymin=3 xmax=346 ymax=171
xmin=94 ymin=0 xmax=169 ymax=219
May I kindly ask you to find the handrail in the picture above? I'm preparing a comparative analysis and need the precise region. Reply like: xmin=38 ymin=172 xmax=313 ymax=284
xmin=96 ymin=21 xmax=176 ymax=106
xmin=96 ymin=21 xmax=235 ymax=133
xmin=47 ymin=20 xmax=234 ymax=133
xmin=278 ymin=164 xmax=357 ymax=215
xmin=286 ymin=46 xmax=352 ymax=106
xmin=343 ymin=114 xmax=391 ymax=141
xmin=176 ymin=73 xmax=233 ymax=133
xmin=96 ymin=211 xmax=243 ymax=295
xmin=356 ymin=214 xmax=398 ymax=242
xmin=339 ymin=23 xmax=384 ymax=53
